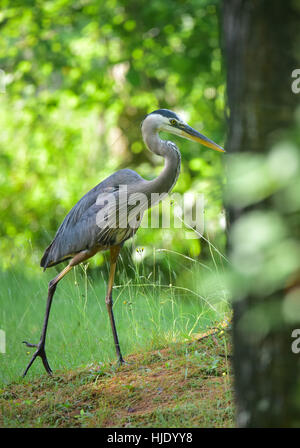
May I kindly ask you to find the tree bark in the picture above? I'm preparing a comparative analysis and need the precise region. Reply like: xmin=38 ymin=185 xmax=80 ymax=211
xmin=222 ymin=0 xmax=300 ymax=427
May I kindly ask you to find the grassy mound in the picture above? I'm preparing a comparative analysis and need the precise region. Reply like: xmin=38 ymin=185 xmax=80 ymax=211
xmin=0 ymin=327 xmax=233 ymax=428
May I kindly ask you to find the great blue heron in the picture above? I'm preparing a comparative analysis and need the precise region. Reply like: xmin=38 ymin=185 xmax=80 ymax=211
xmin=22 ymin=108 xmax=224 ymax=377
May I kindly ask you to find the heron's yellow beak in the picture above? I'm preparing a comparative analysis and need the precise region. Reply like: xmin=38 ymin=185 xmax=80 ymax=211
xmin=180 ymin=124 xmax=225 ymax=152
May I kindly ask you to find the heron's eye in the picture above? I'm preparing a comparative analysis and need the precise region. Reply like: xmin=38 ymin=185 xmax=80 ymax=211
xmin=170 ymin=119 xmax=177 ymax=126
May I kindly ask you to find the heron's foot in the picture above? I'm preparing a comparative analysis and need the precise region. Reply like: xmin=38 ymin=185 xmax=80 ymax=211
xmin=117 ymin=356 xmax=131 ymax=367
xmin=22 ymin=340 xmax=53 ymax=377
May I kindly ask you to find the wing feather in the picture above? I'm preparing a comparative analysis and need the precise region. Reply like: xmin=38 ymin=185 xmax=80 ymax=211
xmin=41 ymin=169 xmax=144 ymax=269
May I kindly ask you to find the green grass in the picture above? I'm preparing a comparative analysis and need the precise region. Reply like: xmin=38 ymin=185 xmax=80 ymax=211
xmin=0 ymin=250 xmax=230 ymax=385
xmin=0 ymin=332 xmax=233 ymax=428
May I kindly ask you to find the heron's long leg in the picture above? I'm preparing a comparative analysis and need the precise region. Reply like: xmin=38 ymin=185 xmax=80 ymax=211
xmin=105 ymin=245 xmax=124 ymax=364
xmin=22 ymin=264 xmax=73 ymax=377
xmin=22 ymin=248 xmax=103 ymax=378
xmin=22 ymin=249 xmax=101 ymax=378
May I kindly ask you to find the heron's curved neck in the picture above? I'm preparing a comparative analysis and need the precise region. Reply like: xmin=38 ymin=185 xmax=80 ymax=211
xmin=144 ymin=132 xmax=181 ymax=195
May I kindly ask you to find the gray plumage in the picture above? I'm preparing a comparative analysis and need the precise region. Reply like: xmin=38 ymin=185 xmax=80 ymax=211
xmin=22 ymin=108 xmax=224 ymax=377
xmin=41 ymin=112 xmax=183 ymax=270
xmin=41 ymin=169 xmax=144 ymax=269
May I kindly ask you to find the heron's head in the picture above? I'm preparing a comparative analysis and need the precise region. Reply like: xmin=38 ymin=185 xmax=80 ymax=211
xmin=142 ymin=109 xmax=224 ymax=153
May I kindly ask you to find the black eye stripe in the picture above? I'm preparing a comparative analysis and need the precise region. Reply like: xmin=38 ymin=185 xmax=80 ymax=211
xmin=150 ymin=109 xmax=180 ymax=120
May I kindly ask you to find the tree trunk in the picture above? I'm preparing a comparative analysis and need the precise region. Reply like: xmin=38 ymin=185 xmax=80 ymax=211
xmin=222 ymin=0 xmax=300 ymax=427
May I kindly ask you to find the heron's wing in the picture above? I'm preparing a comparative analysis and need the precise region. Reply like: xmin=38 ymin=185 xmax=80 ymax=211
xmin=41 ymin=169 xmax=145 ymax=269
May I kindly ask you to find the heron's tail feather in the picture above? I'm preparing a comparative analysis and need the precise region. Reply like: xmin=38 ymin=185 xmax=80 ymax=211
xmin=41 ymin=242 xmax=73 ymax=270
xmin=40 ymin=243 xmax=53 ymax=270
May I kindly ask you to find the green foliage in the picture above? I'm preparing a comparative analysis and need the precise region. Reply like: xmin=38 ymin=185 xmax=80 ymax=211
xmin=226 ymin=122 xmax=300 ymax=313
xmin=0 ymin=0 xmax=225 ymax=270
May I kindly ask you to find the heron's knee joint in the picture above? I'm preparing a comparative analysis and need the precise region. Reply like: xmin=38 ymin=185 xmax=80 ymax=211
xmin=105 ymin=294 xmax=113 ymax=306
xmin=48 ymin=280 xmax=57 ymax=292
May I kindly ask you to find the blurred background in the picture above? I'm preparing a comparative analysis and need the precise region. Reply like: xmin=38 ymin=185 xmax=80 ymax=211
xmin=0 ymin=0 xmax=226 ymax=273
